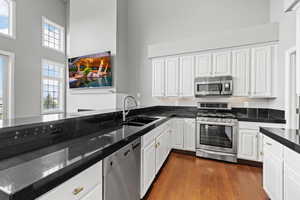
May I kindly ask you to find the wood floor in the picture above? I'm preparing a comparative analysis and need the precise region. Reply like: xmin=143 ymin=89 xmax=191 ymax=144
xmin=144 ymin=152 xmax=268 ymax=200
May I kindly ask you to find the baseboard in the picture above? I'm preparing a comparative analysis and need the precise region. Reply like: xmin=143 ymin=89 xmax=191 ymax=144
xmin=238 ymin=159 xmax=263 ymax=168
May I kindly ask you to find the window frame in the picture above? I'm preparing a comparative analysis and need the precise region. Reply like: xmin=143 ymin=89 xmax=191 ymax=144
xmin=0 ymin=49 xmax=14 ymax=120
xmin=0 ymin=0 xmax=16 ymax=39
xmin=42 ymin=17 xmax=65 ymax=53
xmin=41 ymin=59 xmax=65 ymax=114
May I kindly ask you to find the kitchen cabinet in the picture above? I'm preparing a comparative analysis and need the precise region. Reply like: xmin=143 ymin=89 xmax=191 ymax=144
xmin=232 ymin=49 xmax=250 ymax=97
xmin=152 ymin=59 xmax=165 ymax=97
xmin=251 ymin=46 xmax=274 ymax=98
xmin=284 ymin=147 xmax=300 ymax=200
xmin=165 ymin=57 xmax=179 ymax=96
xmin=179 ymin=56 xmax=194 ymax=97
xmin=183 ymin=119 xmax=196 ymax=152
xmin=171 ymin=118 xmax=184 ymax=150
xmin=213 ymin=51 xmax=232 ymax=76
xmin=238 ymin=130 xmax=258 ymax=161
xmin=263 ymin=136 xmax=283 ymax=200
xmin=37 ymin=161 xmax=102 ymax=200
xmin=239 ymin=122 xmax=285 ymax=162
xmin=81 ymin=185 xmax=102 ymax=200
xmin=141 ymin=140 xmax=156 ymax=197
xmin=195 ymin=53 xmax=212 ymax=77
xmin=140 ymin=122 xmax=172 ymax=198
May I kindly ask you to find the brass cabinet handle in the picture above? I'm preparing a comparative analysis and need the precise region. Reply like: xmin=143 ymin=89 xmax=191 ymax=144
xmin=73 ymin=187 xmax=84 ymax=195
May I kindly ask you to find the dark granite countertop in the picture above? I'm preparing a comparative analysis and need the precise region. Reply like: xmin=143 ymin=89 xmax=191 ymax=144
xmin=0 ymin=115 xmax=170 ymax=200
xmin=260 ymin=127 xmax=300 ymax=154
xmin=0 ymin=105 xmax=286 ymax=200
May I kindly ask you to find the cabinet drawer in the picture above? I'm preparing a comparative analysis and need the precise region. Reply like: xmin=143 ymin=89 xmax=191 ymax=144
xmin=37 ymin=161 xmax=102 ymax=200
xmin=263 ymin=136 xmax=283 ymax=159
xmin=284 ymin=147 xmax=300 ymax=173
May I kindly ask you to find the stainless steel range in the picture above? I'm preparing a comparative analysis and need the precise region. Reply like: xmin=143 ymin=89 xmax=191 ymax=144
xmin=195 ymin=103 xmax=238 ymax=163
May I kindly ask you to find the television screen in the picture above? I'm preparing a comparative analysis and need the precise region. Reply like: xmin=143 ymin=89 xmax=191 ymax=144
xmin=68 ymin=51 xmax=112 ymax=89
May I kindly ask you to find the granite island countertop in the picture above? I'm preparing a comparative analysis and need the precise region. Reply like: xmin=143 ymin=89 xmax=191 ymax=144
xmin=260 ymin=127 xmax=300 ymax=154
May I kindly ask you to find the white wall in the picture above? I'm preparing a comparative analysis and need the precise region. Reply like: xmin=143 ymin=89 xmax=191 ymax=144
xmin=0 ymin=0 xmax=66 ymax=118
xmin=269 ymin=0 xmax=296 ymax=110
xmin=67 ymin=0 xmax=121 ymax=112
xmin=127 ymin=0 xmax=274 ymax=108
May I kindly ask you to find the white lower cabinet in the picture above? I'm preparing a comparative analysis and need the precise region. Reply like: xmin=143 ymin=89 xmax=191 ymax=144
xmin=239 ymin=122 xmax=285 ymax=162
xmin=263 ymin=136 xmax=283 ymax=200
xmin=183 ymin=119 xmax=196 ymax=152
xmin=171 ymin=118 xmax=184 ymax=150
xmin=141 ymin=140 xmax=156 ymax=197
xmin=238 ymin=130 xmax=258 ymax=161
xmin=140 ymin=122 xmax=172 ymax=198
xmin=37 ymin=161 xmax=103 ymax=200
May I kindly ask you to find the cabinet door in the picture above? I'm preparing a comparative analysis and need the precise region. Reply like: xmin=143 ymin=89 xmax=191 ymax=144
xmin=179 ymin=56 xmax=194 ymax=97
xmin=141 ymin=140 xmax=156 ymax=197
xmin=232 ymin=49 xmax=250 ymax=97
xmin=171 ymin=119 xmax=184 ymax=150
xmin=183 ymin=119 xmax=196 ymax=152
xmin=251 ymin=46 xmax=273 ymax=97
xmin=155 ymin=133 xmax=165 ymax=174
xmin=213 ymin=51 xmax=231 ymax=76
xmin=263 ymin=144 xmax=283 ymax=200
xmin=238 ymin=129 xmax=258 ymax=161
xmin=152 ymin=59 xmax=165 ymax=97
xmin=81 ymin=185 xmax=102 ymax=200
xmin=165 ymin=57 xmax=179 ymax=96
xmin=284 ymin=165 xmax=300 ymax=200
xmin=195 ymin=54 xmax=212 ymax=77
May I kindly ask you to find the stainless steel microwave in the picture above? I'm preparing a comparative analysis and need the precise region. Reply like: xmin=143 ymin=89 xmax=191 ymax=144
xmin=194 ymin=76 xmax=233 ymax=97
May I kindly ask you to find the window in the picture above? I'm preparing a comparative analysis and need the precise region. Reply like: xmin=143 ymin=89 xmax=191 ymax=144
xmin=0 ymin=0 xmax=15 ymax=38
xmin=0 ymin=50 xmax=14 ymax=120
xmin=42 ymin=59 xmax=64 ymax=114
xmin=42 ymin=17 xmax=65 ymax=53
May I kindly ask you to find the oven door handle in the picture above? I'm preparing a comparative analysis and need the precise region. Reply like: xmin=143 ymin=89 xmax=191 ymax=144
xmin=197 ymin=121 xmax=236 ymax=127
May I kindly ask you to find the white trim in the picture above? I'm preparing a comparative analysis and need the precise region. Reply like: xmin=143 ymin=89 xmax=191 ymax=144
xmin=42 ymin=16 xmax=65 ymax=54
xmin=285 ymin=46 xmax=297 ymax=129
xmin=41 ymin=59 xmax=65 ymax=114
xmin=0 ymin=49 xmax=14 ymax=119
xmin=0 ymin=0 xmax=16 ymax=39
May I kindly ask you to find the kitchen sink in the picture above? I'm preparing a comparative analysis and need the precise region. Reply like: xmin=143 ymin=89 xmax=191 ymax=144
xmin=122 ymin=116 xmax=159 ymax=127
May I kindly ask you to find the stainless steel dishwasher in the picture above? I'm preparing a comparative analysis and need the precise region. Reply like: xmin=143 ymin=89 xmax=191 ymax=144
xmin=104 ymin=138 xmax=141 ymax=200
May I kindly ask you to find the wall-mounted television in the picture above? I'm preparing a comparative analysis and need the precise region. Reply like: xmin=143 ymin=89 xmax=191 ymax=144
xmin=68 ymin=51 xmax=112 ymax=89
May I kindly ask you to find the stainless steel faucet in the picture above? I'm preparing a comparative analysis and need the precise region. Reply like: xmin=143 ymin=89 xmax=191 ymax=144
xmin=123 ymin=95 xmax=138 ymax=122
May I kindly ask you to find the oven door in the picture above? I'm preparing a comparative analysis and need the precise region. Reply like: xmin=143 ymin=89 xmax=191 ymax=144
xmin=196 ymin=121 xmax=237 ymax=154
xmin=195 ymin=82 xmax=222 ymax=96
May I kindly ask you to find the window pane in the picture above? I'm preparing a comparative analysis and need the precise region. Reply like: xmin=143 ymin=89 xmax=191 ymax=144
xmin=0 ymin=0 xmax=10 ymax=35
xmin=43 ymin=18 xmax=64 ymax=52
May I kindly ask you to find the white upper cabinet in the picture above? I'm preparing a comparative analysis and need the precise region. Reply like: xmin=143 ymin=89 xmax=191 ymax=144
xmin=179 ymin=56 xmax=195 ymax=97
xmin=213 ymin=51 xmax=232 ymax=76
xmin=251 ymin=46 xmax=273 ymax=97
xmin=165 ymin=57 xmax=179 ymax=96
xmin=195 ymin=53 xmax=212 ymax=77
xmin=232 ymin=49 xmax=250 ymax=97
xmin=152 ymin=59 xmax=165 ymax=97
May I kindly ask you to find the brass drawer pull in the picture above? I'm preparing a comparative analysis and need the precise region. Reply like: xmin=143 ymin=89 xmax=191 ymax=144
xmin=73 ymin=187 xmax=84 ymax=195
xmin=266 ymin=142 xmax=272 ymax=146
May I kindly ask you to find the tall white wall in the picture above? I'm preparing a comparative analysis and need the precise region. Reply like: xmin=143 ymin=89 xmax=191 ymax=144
xmin=0 ymin=0 xmax=66 ymax=118
xmin=127 ymin=0 xmax=279 ymax=108
xmin=269 ymin=0 xmax=296 ymax=109
xmin=67 ymin=0 xmax=129 ymax=112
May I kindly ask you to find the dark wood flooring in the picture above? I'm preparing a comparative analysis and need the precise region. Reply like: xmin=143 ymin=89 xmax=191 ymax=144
xmin=144 ymin=152 xmax=268 ymax=200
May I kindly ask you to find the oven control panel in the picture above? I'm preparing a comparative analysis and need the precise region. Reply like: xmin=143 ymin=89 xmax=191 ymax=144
xmin=196 ymin=117 xmax=238 ymax=124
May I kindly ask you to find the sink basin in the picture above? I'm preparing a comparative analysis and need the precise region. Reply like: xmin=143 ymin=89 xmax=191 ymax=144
xmin=122 ymin=116 xmax=159 ymax=127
